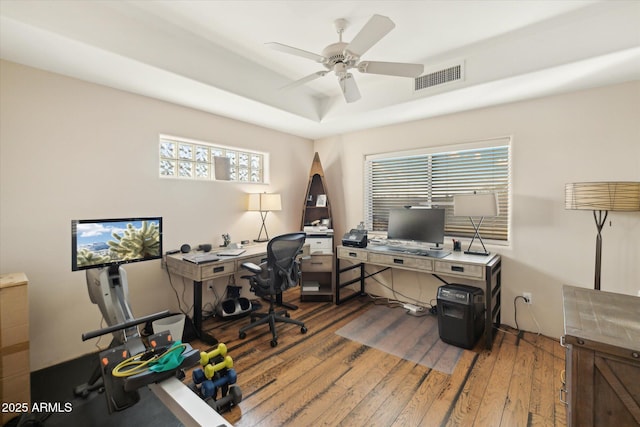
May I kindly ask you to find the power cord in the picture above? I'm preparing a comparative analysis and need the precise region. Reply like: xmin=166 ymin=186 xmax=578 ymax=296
xmin=165 ymin=268 xmax=191 ymax=316
xmin=361 ymin=266 xmax=436 ymax=313
xmin=513 ymin=295 xmax=542 ymax=336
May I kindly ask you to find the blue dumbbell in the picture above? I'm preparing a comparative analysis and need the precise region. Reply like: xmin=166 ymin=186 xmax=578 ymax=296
xmin=201 ymin=368 xmax=237 ymax=399
xmin=192 ymin=368 xmax=206 ymax=385
xmin=200 ymin=379 xmax=216 ymax=398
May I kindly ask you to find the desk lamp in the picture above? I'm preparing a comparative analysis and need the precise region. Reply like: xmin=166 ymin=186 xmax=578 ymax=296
xmin=247 ymin=193 xmax=281 ymax=242
xmin=453 ymin=192 xmax=499 ymax=256
xmin=565 ymin=181 xmax=640 ymax=290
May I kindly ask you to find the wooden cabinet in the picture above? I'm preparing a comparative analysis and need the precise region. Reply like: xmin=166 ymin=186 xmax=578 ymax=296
xmin=1 ymin=273 xmax=30 ymax=425
xmin=300 ymin=234 xmax=334 ymax=302
xmin=301 ymin=152 xmax=332 ymax=228
xmin=562 ymin=285 xmax=640 ymax=427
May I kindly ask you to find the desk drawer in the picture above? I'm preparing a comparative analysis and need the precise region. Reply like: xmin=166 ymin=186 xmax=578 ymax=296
xmin=301 ymin=254 xmax=333 ymax=272
xmin=307 ymin=237 xmax=333 ymax=254
xmin=200 ymin=261 xmax=236 ymax=281
xmin=368 ymin=252 xmax=433 ymax=272
xmin=435 ymin=261 xmax=484 ymax=279
xmin=337 ymin=247 xmax=368 ymax=262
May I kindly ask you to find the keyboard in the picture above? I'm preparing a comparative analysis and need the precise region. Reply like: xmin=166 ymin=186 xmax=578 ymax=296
xmin=383 ymin=246 xmax=450 ymax=259
xmin=217 ymin=248 xmax=246 ymax=256
xmin=182 ymin=253 xmax=220 ymax=264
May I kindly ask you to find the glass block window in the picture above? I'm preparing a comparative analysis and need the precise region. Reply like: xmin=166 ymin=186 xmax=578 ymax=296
xmin=159 ymin=136 xmax=266 ymax=183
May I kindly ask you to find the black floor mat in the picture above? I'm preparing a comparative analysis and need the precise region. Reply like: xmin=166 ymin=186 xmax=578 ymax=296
xmin=21 ymin=352 xmax=184 ymax=427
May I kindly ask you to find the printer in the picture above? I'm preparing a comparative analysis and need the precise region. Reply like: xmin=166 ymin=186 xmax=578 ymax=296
xmin=342 ymin=229 xmax=367 ymax=248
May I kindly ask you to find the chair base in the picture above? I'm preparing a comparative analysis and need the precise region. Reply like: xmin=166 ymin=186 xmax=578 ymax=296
xmin=239 ymin=308 xmax=307 ymax=347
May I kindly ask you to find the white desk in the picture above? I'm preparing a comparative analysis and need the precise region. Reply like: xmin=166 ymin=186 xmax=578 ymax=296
xmin=335 ymin=245 xmax=502 ymax=349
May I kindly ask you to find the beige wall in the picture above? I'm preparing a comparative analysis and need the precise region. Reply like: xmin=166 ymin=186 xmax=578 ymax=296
xmin=315 ymin=81 xmax=640 ymax=339
xmin=0 ymin=60 xmax=313 ymax=370
xmin=2 ymin=59 xmax=639 ymax=370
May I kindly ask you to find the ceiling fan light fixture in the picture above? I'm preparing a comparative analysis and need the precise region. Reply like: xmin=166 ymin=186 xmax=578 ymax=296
xmin=334 ymin=62 xmax=348 ymax=75
xmin=268 ymin=14 xmax=423 ymax=102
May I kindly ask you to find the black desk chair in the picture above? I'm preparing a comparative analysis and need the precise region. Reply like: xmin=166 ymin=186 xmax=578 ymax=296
xmin=239 ymin=232 xmax=308 ymax=347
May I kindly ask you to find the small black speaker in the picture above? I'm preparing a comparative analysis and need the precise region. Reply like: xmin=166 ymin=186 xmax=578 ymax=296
xmin=198 ymin=243 xmax=212 ymax=252
xmin=180 ymin=244 xmax=191 ymax=253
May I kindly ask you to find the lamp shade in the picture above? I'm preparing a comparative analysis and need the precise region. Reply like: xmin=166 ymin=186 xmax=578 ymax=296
xmin=454 ymin=193 xmax=499 ymax=217
xmin=247 ymin=193 xmax=282 ymax=212
xmin=565 ymin=182 xmax=640 ymax=211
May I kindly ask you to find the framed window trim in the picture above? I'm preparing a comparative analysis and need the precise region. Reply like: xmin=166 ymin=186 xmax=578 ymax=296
xmin=364 ymin=136 xmax=512 ymax=245
xmin=159 ymin=134 xmax=269 ymax=183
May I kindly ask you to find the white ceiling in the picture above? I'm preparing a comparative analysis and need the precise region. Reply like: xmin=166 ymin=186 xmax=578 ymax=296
xmin=1 ymin=1 xmax=639 ymax=139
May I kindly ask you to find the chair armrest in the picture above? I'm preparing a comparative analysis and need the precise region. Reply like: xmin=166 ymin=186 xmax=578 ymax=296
xmin=241 ymin=262 xmax=262 ymax=274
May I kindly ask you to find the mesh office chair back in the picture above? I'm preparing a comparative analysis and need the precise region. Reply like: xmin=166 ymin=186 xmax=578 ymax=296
xmin=239 ymin=232 xmax=307 ymax=347
xmin=267 ymin=232 xmax=306 ymax=292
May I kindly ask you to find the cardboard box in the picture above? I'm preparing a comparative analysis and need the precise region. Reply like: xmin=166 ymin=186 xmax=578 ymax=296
xmin=0 ymin=273 xmax=30 ymax=425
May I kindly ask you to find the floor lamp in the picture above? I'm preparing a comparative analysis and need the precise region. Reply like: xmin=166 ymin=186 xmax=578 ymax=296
xmin=247 ymin=193 xmax=282 ymax=242
xmin=565 ymin=182 xmax=640 ymax=290
xmin=453 ymin=192 xmax=499 ymax=256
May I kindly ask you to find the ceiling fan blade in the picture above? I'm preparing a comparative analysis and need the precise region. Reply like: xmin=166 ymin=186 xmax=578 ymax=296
xmin=280 ymin=71 xmax=328 ymax=89
xmin=358 ymin=61 xmax=424 ymax=78
xmin=265 ymin=42 xmax=325 ymax=62
xmin=339 ymin=73 xmax=361 ymax=103
xmin=344 ymin=14 xmax=395 ymax=59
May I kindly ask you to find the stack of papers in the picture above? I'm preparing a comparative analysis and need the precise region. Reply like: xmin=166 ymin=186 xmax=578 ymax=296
xmin=302 ymin=281 xmax=320 ymax=292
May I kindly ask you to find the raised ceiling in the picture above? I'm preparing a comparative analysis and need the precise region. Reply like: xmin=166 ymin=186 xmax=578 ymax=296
xmin=1 ymin=1 xmax=639 ymax=139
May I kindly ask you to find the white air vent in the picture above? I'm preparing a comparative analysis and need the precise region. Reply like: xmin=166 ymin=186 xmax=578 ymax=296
xmin=415 ymin=62 xmax=464 ymax=91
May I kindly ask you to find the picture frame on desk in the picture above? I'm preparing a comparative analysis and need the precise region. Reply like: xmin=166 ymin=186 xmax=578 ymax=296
xmin=316 ymin=194 xmax=327 ymax=207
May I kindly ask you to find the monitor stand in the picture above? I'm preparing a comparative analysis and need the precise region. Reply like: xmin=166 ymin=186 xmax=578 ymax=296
xmin=429 ymin=243 xmax=443 ymax=251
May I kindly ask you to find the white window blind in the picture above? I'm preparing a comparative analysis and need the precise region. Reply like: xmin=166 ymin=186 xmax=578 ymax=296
xmin=365 ymin=139 xmax=510 ymax=241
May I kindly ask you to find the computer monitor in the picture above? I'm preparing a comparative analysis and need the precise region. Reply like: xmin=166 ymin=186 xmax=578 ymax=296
xmin=387 ymin=208 xmax=445 ymax=246
xmin=71 ymin=217 xmax=163 ymax=271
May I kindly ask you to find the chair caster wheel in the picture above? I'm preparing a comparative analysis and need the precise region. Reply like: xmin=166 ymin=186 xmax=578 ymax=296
xmin=239 ymin=332 xmax=246 ymax=339
xmin=270 ymin=340 xmax=278 ymax=347
xmin=301 ymin=326 xmax=307 ymax=334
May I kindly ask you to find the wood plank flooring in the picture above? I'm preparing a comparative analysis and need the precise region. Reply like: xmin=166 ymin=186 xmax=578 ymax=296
xmin=188 ymin=289 xmax=566 ymax=426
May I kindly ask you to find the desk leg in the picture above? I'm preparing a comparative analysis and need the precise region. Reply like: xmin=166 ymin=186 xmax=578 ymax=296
xmin=484 ymin=271 xmax=493 ymax=350
xmin=484 ymin=260 xmax=502 ymax=350
xmin=192 ymin=280 xmax=217 ymax=345
xmin=335 ymin=257 xmax=366 ymax=305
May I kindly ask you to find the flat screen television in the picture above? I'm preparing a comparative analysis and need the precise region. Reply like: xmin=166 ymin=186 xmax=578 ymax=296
xmin=387 ymin=208 xmax=445 ymax=246
xmin=71 ymin=217 xmax=163 ymax=271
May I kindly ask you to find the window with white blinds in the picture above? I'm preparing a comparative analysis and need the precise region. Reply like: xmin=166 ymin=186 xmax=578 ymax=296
xmin=364 ymin=138 xmax=511 ymax=241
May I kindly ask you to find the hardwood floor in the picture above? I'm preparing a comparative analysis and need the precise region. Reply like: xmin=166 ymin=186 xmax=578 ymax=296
xmin=189 ymin=289 xmax=566 ymax=426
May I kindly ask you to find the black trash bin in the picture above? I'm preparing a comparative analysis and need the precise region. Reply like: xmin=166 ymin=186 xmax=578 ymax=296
xmin=437 ymin=284 xmax=485 ymax=349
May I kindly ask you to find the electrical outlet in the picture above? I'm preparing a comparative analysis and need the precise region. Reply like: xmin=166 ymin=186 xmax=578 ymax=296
xmin=522 ymin=292 xmax=532 ymax=304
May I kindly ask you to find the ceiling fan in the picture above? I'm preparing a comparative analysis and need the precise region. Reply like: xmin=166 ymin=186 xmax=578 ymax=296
xmin=267 ymin=14 xmax=424 ymax=103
